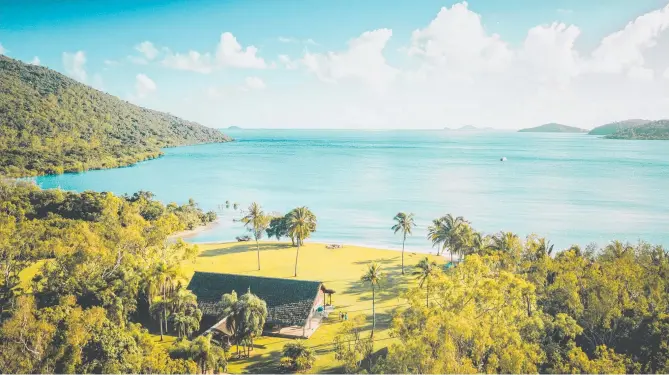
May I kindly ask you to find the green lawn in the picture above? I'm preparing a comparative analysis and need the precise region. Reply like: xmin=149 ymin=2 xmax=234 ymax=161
xmin=17 ymin=241 xmax=443 ymax=373
xmin=181 ymin=241 xmax=444 ymax=374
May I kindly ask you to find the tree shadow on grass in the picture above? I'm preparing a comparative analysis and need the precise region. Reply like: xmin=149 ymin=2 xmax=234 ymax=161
xmin=199 ymin=243 xmax=294 ymax=257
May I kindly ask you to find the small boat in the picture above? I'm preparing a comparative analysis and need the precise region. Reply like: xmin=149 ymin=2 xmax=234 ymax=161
xmin=500 ymin=157 xmax=507 ymax=162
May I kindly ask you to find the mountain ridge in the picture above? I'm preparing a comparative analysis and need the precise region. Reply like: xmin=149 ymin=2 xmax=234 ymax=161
xmin=0 ymin=55 xmax=230 ymax=177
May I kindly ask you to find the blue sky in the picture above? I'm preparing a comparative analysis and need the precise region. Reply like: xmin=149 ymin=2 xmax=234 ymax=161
xmin=2 ymin=0 xmax=669 ymax=129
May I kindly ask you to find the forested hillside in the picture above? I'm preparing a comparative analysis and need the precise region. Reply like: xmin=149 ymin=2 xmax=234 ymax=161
xmin=588 ymin=119 xmax=650 ymax=135
xmin=606 ymin=120 xmax=669 ymax=140
xmin=0 ymin=180 xmax=222 ymax=373
xmin=0 ymin=55 xmax=230 ymax=177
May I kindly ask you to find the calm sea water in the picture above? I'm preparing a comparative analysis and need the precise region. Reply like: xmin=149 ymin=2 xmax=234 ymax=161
xmin=35 ymin=130 xmax=669 ymax=252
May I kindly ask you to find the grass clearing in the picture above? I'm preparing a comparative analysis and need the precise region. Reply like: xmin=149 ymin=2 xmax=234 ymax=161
xmin=182 ymin=241 xmax=444 ymax=373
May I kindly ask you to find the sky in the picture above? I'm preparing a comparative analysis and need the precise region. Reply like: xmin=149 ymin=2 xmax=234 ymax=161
xmin=2 ymin=0 xmax=669 ymax=129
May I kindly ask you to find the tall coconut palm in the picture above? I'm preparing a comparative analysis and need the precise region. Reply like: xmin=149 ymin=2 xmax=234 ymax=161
xmin=169 ymin=287 xmax=202 ymax=338
xmin=427 ymin=214 xmax=467 ymax=262
xmin=241 ymin=202 xmax=270 ymax=270
xmin=427 ymin=217 xmax=445 ymax=256
xmin=469 ymin=231 xmax=489 ymax=255
xmin=490 ymin=231 xmax=520 ymax=253
xmin=360 ymin=263 xmax=383 ymax=335
xmin=392 ymin=212 xmax=416 ymax=275
xmin=150 ymin=261 xmax=181 ymax=338
xmin=287 ymin=207 xmax=317 ymax=277
xmin=413 ymin=257 xmax=438 ymax=307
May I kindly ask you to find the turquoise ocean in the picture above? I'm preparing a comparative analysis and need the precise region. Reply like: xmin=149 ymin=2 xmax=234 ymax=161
xmin=35 ymin=130 xmax=669 ymax=252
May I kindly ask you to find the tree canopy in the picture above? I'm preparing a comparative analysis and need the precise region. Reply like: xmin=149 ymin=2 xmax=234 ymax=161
xmin=0 ymin=55 xmax=230 ymax=177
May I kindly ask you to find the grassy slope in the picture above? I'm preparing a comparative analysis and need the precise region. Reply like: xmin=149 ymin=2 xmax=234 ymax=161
xmin=20 ymin=242 xmax=442 ymax=373
xmin=183 ymin=242 xmax=443 ymax=374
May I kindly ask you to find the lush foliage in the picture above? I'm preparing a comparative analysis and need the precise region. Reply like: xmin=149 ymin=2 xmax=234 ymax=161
xmin=375 ymin=215 xmax=669 ymax=374
xmin=280 ymin=340 xmax=316 ymax=372
xmin=218 ymin=290 xmax=268 ymax=359
xmin=0 ymin=55 xmax=230 ymax=177
xmin=606 ymin=119 xmax=669 ymax=140
xmin=0 ymin=180 xmax=222 ymax=373
xmin=588 ymin=119 xmax=650 ymax=135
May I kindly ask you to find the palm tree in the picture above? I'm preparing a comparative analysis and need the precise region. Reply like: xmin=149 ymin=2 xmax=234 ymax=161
xmin=469 ymin=231 xmax=488 ymax=256
xmin=150 ymin=261 xmax=180 ymax=338
xmin=392 ymin=212 xmax=416 ymax=275
xmin=360 ymin=263 xmax=383 ymax=335
xmin=413 ymin=257 xmax=438 ymax=307
xmin=241 ymin=202 xmax=271 ymax=270
xmin=150 ymin=300 xmax=169 ymax=340
xmin=169 ymin=287 xmax=202 ymax=338
xmin=427 ymin=214 xmax=467 ymax=262
xmin=490 ymin=231 xmax=520 ymax=253
xmin=287 ymin=207 xmax=317 ymax=277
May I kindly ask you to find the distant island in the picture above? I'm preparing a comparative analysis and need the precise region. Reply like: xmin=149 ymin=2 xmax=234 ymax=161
xmin=518 ymin=123 xmax=588 ymax=133
xmin=605 ymin=120 xmax=669 ymax=140
xmin=0 ymin=55 xmax=230 ymax=177
xmin=227 ymin=126 xmax=242 ymax=130
xmin=588 ymin=119 xmax=651 ymax=135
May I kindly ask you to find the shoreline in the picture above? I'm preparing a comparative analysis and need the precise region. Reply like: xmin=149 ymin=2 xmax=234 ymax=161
xmin=168 ymin=219 xmax=221 ymax=241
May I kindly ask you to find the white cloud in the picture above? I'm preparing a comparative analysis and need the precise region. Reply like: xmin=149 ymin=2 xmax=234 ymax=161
xmin=104 ymin=59 xmax=120 ymax=66
xmin=174 ymin=2 xmax=669 ymax=129
xmin=278 ymin=54 xmax=298 ymax=69
xmin=244 ymin=76 xmax=266 ymax=90
xmin=278 ymin=36 xmax=319 ymax=45
xmin=627 ymin=66 xmax=655 ymax=80
xmin=127 ymin=55 xmax=149 ymax=65
xmin=162 ymin=50 xmax=215 ymax=73
xmin=162 ymin=32 xmax=266 ymax=73
xmin=216 ymin=32 xmax=266 ymax=69
xmin=408 ymin=2 xmax=512 ymax=75
xmin=302 ymin=28 xmax=398 ymax=88
xmin=589 ymin=3 xmax=669 ymax=74
xmin=135 ymin=41 xmax=159 ymax=60
xmin=62 ymin=51 xmax=87 ymax=82
xmin=30 ymin=56 xmax=40 ymax=66
xmin=135 ymin=73 xmax=157 ymax=98
xmin=0 ymin=43 xmax=5 ymax=55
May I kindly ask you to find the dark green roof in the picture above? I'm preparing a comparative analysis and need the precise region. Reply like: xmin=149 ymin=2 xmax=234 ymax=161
xmin=187 ymin=272 xmax=323 ymax=327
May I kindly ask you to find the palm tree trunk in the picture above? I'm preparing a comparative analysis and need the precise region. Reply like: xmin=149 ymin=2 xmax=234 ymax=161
xmin=159 ymin=316 xmax=164 ymax=341
xmin=256 ymin=239 xmax=260 ymax=270
xmin=401 ymin=233 xmax=406 ymax=275
xmin=426 ymin=278 xmax=429 ymax=307
xmin=372 ymin=286 xmax=376 ymax=336
xmin=162 ymin=285 xmax=168 ymax=334
xmin=294 ymin=241 xmax=300 ymax=277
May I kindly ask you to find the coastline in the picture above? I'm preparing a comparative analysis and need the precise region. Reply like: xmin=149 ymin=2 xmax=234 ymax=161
xmin=168 ymin=219 xmax=221 ymax=242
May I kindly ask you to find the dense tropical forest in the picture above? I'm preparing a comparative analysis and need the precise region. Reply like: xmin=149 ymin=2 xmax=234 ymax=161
xmin=0 ymin=55 xmax=230 ymax=177
xmin=588 ymin=119 xmax=651 ymax=135
xmin=0 ymin=180 xmax=222 ymax=373
xmin=605 ymin=119 xmax=669 ymax=140
xmin=334 ymin=214 xmax=669 ymax=374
